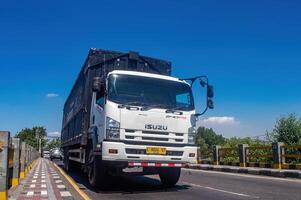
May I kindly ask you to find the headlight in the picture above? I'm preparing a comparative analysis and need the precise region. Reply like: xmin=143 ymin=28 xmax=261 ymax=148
xmin=188 ymin=126 xmax=196 ymax=144
xmin=106 ymin=117 xmax=120 ymax=140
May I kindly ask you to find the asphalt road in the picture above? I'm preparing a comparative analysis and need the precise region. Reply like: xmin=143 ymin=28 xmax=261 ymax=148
xmin=54 ymin=160 xmax=301 ymax=200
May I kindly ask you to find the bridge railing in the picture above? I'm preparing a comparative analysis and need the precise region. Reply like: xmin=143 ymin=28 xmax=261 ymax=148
xmin=218 ymin=147 xmax=240 ymax=166
xmin=280 ymin=144 xmax=301 ymax=169
xmin=245 ymin=146 xmax=273 ymax=168
xmin=0 ymin=131 xmax=40 ymax=200
xmin=199 ymin=142 xmax=301 ymax=170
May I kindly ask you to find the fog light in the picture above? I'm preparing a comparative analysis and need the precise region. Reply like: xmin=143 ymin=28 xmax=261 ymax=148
xmin=189 ymin=153 xmax=195 ymax=157
xmin=109 ymin=149 xmax=118 ymax=154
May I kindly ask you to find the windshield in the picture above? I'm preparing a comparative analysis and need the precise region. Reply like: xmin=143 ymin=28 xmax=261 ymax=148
xmin=108 ymin=74 xmax=194 ymax=111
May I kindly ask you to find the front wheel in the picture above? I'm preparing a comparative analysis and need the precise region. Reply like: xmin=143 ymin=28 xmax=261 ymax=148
xmin=159 ymin=167 xmax=181 ymax=187
xmin=87 ymin=150 xmax=107 ymax=187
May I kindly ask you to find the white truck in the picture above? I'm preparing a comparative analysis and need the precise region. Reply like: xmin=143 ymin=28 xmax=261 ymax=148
xmin=61 ymin=49 xmax=214 ymax=187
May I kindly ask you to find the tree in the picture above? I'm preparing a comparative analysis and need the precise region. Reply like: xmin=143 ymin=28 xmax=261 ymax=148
xmin=195 ymin=127 xmax=225 ymax=159
xmin=46 ymin=138 xmax=61 ymax=150
xmin=223 ymin=137 xmax=267 ymax=148
xmin=15 ymin=126 xmax=48 ymax=149
xmin=195 ymin=127 xmax=225 ymax=149
xmin=266 ymin=113 xmax=301 ymax=145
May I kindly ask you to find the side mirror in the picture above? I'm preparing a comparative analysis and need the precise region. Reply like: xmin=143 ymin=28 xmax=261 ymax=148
xmin=207 ymin=85 xmax=214 ymax=98
xmin=207 ymin=99 xmax=214 ymax=109
xmin=92 ymin=77 xmax=104 ymax=92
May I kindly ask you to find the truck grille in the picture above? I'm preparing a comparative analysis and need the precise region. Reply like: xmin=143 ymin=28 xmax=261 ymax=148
xmin=125 ymin=148 xmax=184 ymax=156
xmin=124 ymin=129 xmax=185 ymax=143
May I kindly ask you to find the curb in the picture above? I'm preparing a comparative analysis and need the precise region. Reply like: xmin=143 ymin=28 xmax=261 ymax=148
xmin=188 ymin=164 xmax=301 ymax=179
xmin=53 ymin=163 xmax=91 ymax=200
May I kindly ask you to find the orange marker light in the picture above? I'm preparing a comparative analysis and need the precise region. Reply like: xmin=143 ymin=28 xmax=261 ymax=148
xmin=109 ymin=149 xmax=118 ymax=154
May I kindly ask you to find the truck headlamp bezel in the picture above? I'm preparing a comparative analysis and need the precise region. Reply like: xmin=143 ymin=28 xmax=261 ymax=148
xmin=188 ymin=126 xmax=197 ymax=144
xmin=106 ymin=117 xmax=120 ymax=140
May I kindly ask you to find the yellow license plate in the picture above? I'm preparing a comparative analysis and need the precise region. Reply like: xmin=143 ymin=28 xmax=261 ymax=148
xmin=146 ymin=147 xmax=166 ymax=155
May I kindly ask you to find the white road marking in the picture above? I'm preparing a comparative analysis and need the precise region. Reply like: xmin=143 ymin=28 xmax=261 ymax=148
xmin=57 ymin=184 xmax=66 ymax=189
xmin=60 ymin=191 xmax=72 ymax=197
xmin=183 ymin=168 xmax=301 ymax=183
xmin=182 ymin=181 xmax=258 ymax=198
xmin=27 ymin=191 xmax=34 ymax=196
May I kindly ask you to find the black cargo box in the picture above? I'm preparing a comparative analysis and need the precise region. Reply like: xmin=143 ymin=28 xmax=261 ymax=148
xmin=61 ymin=48 xmax=172 ymax=146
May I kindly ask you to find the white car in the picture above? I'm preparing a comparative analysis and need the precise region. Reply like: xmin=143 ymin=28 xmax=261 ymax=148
xmin=43 ymin=150 xmax=50 ymax=159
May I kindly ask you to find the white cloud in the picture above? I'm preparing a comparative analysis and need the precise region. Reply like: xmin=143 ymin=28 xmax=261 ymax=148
xmin=197 ymin=116 xmax=242 ymax=138
xmin=47 ymin=131 xmax=61 ymax=137
xmin=46 ymin=93 xmax=59 ymax=98
xmin=201 ymin=116 xmax=239 ymax=125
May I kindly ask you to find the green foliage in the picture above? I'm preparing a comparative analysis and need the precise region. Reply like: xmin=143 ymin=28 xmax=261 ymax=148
xmin=15 ymin=126 xmax=48 ymax=149
xmin=223 ymin=137 xmax=270 ymax=163
xmin=195 ymin=127 xmax=225 ymax=160
xmin=46 ymin=138 xmax=61 ymax=150
xmin=196 ymin=127 xmax=225 ymax=148
xmin=224 ymin=137 xmax=267 ymax=148
xmin=266 ymin=113 xmax=301 ymax=145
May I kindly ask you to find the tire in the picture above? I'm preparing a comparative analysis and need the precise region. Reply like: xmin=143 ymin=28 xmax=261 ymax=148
xmin=87 ymin=148 xmax=107 ymax=188
xmin=64 ymin=153 xmax=73 ymax=172
xmin=159 ymin=167 xmax=181 ymax=187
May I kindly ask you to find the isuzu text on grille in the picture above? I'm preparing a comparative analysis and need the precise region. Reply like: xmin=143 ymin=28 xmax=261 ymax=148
xmin=145 ymin=124 xmax=168 ymax=130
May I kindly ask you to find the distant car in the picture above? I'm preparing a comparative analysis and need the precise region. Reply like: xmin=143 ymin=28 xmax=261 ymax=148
xmin=50 ymin=148 xmax=63 ymax=160
xmin=43 ymin=150 xmax=50 ymax=159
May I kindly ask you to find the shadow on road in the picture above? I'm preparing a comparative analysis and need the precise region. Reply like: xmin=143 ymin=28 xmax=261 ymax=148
xmin=55 ymin=161 xmax=191 ymax=195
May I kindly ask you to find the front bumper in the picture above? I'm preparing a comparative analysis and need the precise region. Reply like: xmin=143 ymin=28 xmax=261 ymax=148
xmin=102 ymin=140 xmax=197 ymax=165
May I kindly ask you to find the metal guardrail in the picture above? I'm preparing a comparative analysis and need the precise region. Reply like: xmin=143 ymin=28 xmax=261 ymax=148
xmin=200 ymin=142 xmax=301 ymax=170
xmin=0 ymin=131 xmax=40 ymax=200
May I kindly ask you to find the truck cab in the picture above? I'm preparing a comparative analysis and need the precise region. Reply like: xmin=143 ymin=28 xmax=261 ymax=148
xmin=87 ymin=70 xmax=212 ymax=186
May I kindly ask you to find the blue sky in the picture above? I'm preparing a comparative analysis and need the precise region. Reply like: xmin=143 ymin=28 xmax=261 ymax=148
xmin=0 ymin=0 xmax=301 ymax=138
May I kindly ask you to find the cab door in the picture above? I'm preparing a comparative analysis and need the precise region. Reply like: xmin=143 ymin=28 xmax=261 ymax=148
xmin=90 ymin=93 xmax=105 ymax=142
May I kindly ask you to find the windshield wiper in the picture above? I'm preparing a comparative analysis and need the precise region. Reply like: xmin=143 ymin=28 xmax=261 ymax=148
xmin=165 ymin=106 xmax=186 ymax=115
xmin=140 ymin=104 xmax=167 ymax=111
xmin=118 ymin=101 xmax=149 ymax=109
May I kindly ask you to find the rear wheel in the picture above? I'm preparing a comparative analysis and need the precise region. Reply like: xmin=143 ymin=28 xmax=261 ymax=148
xmin=159 ymin=167 xmax=181 ymax=187
xmin=87 ymin=149 xmax=107 ymax=187
xmin=64 ymin=151 xmax=74 ymax=172
xmin=64 ymin=156 xmax=71 ymax=171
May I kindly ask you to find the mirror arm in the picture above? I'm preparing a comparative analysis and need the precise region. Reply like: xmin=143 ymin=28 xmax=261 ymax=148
xmin=180 ymin=75 xmax=208 ymax=86
xmin=194 ymin=105 xmax=208 ymax=117
xmin=181 ymin=75 xmax=213 ymax=117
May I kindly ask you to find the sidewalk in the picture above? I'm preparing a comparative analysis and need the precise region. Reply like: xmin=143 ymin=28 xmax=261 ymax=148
xmin=188 ymin=164 xmax=301 ymax=179
xmin=9 ymin=158 xmax=79 ymax=200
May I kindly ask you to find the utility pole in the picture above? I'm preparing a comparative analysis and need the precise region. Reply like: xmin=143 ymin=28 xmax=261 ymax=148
xmin=35 ymin=129 xmax=42 ymax=155
xmin=39 ymin=138 xmax=42 ymax=155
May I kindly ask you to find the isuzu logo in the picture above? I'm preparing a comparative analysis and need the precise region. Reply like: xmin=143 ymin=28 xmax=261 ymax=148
xmin=145 ymin=124 xmax=167 ymax=130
